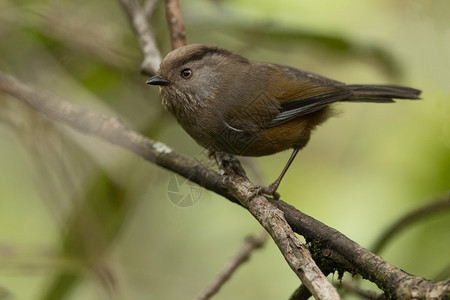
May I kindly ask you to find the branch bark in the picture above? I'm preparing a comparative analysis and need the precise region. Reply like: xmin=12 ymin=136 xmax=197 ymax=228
xmin=212 ymin=153 xmax=341 ymax=299
xmin=272 ymin=200 xmax=450 ymax=299
xmin=144 ymin=0 xmax=160 ymax=17
xmin=118 ymin=0 xmax=162 ymax=75
xmin=164 ymin=0 xmax=186 ymax=49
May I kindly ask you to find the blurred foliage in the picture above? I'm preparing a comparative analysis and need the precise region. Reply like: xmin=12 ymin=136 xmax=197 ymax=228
xmin=187 ymin=20 xmax=404 ymax=78
xmin=0 ymin=0 xmax=449 ymax=299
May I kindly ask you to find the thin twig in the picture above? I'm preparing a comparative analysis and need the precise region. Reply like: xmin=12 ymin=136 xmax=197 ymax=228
xmin=143 ymin=0 xmax=160 ymax=17
xmin=118 ymin=0 xmax=162 ymax=75
xmin=289 ymin=284 xmax=313 ymax=300
xmin=371 ymin=194 xmax=450 ymax=254
xmin=195 ymin=230 xmax=268 ymax=300
xmin=0 ymin=285 xmax=11 ymax=299
xmin=337 ymin=280 xmax=383 ymax=300
xmin=164 ymin=0 xmax=186 ymax=49
xmin=38 ymin=5 xmax=135 ymax=71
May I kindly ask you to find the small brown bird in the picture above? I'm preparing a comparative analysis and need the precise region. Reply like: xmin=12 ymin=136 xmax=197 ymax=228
xmin=147 ymin=44 xmax=421 ymax=199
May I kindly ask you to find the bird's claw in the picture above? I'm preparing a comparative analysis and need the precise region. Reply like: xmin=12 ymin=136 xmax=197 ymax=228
xmin=249 ymin=183 xmax=281 ymax=201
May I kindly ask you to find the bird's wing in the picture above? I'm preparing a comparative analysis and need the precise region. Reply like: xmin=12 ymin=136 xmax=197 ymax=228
xmin=267 ymin=65 xmax=352 ymax=127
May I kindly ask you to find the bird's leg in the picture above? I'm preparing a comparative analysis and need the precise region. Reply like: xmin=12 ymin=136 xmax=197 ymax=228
xmin=258 ymin=148 xmax=300 ymax=200
xmin=210 ymin=151 xmax=246 ymax=176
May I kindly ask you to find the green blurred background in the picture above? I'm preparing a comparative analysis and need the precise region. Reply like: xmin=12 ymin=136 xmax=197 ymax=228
xmin=0 ymin=0 xmax=449 ymax=299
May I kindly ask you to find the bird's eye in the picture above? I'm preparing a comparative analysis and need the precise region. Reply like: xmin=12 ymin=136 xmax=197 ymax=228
xmin=181 ymin=68 xmax=192 ymax=79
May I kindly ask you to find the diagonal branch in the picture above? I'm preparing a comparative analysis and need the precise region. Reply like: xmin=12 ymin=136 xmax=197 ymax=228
xmin=337 ymin=280 xmax=383 ymax=300
xmin=211 ymin=153 xmax=341 ymax=299
xmin=273 ymin=200 xmax=450 ymax=299
xmin=195 ymin=230 xmax=268 ymax=300
xmin=0 ymin=71 xmax=229 ymax=201
xmin=371 ymin=194 xmax=450 ymax=254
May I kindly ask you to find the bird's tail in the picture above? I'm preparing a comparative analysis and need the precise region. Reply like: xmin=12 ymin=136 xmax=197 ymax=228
xmin=347 ymin=85 xmax=421 ymax=103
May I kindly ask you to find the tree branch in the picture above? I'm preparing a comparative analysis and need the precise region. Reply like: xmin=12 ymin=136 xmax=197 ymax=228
xmin=371 ymin=194 xmax=450 ymax=254
xmin=164 ymin=0 xmax=186 ymax=49
xmin=118 ymin=0 xmax=162 ymax=75
xmin=272 ymin=200 xmax=450 ymax=299
xmin=195 ymin=230 xmax=268 ymax=300
xmin=143 ymin=0 xmax=160 ymax=17
xmin=0 ymin=71 xmax=231 ymax=202
xmin=211 ymin=152 xmax=341 ymax=299
xmin=337 ymin=280 xmax=383 ymax=300
xmin=289 ymin=283 xmax=314 ymax=300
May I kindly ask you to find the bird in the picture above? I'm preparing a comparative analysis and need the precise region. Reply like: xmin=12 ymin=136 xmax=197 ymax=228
xmin=146 ymin=44 xmax=421 ymax=199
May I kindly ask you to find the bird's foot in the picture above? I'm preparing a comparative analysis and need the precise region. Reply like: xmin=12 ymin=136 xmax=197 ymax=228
xmin=250 ymin=182 xmax=281 ymax=201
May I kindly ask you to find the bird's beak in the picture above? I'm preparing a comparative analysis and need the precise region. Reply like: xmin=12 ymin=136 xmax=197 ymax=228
xmin=146 ymin=75 xmax=170 ymax=86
